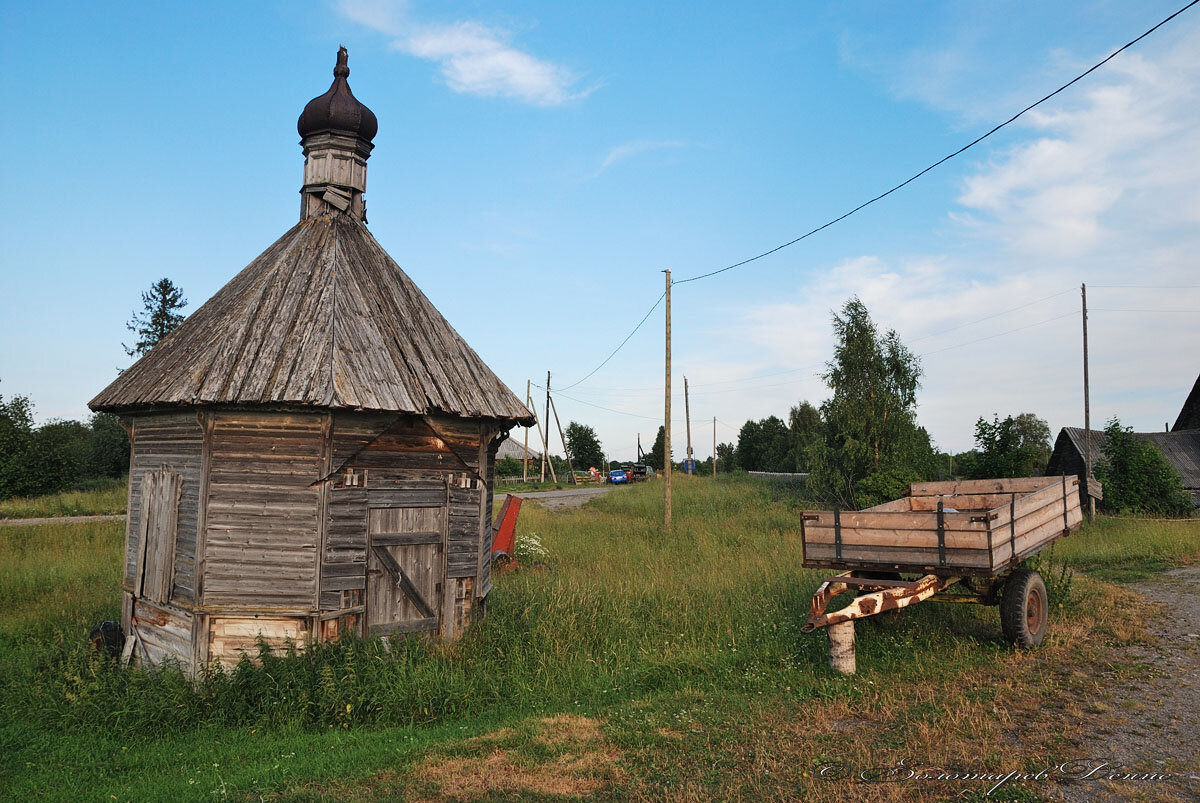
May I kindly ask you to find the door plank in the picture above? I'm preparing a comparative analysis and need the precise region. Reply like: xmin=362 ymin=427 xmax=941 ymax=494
xmin=371 ymin=545 xmax=437 ymax=619
xmin=371 ymin=531 xmax=442 ymax=546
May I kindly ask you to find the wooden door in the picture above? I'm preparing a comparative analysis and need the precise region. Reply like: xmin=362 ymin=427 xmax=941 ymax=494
xmin=136 ymin=467 xmax=182 ymax=605
xmin=366 ymin=506 xmax=446 ymax=636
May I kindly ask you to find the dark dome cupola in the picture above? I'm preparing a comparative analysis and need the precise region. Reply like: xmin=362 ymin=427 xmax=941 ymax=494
xmin=297 ymin=47 xmax=377 ymax=221
xmin=297 ymin=46 xmax=378 ymax=142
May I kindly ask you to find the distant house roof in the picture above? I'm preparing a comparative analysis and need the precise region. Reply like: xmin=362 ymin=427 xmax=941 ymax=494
xmin=1174 ymin=374 xmax=1200 ymax=431
xmin=1047 ymin=426 xmax=1200 ymax=505
xmin=496 ymin=436 xmax=541 ymax=461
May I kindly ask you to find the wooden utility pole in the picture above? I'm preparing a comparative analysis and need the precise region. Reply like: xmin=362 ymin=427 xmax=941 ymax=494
xmin=528 ymin=385 xmax=556 ymax=484
xmin=549 ymin=396 xmax=577 ymax=484
xmin=523 ymin=379 xmax=531 ymax=483
xmin=1082 ymin=283 xmax=1095 ymax=520
xmin=684 ymin=376 xmax=694 ymax=474
xmin=541 ymin=371 xmax=551 ymax=483
xmin=637 ymin=433 xmax=642 ymax=462
xmin=712 ymin=416 xmax=717 ymax=477
xmin=663 ymin=269 xmax=672 ymax=531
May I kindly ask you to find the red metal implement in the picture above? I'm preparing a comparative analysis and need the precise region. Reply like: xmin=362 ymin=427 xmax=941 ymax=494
xmin=490 ymin=494 xmax=523 ymax=569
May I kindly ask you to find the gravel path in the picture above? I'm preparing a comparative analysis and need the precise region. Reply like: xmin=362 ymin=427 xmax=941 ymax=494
xmin=0 ymin=513 xmax=126 ymax=527
xmin=1058 ymin=565 xmax=1200 ymax=801
xmin=506 ymin=486 xmax=613 ymax=511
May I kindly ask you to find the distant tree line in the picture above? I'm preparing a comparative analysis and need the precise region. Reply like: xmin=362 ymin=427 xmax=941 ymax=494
xmin=723 ymin=298 xmax=1070 ymax=508
xmin=0 ymin=388 xmax=129 ymax=499
xmin=0 ymin=278 xmax=188 ymax=501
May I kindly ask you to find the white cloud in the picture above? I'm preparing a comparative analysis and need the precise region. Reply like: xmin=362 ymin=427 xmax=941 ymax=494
xmin=954 ymin=50 xmax=1200 ymax=258
xmin=596 ymin=139 xmax=687 ymax=175
xmin=338 ymin=0 xmax=588 ymax=106
xmin=678 ymin=29 xmax=1200 ymax=453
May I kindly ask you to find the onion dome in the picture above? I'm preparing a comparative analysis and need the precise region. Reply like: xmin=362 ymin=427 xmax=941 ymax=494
xmin=297 ymin=46 xmax=378 ymax=142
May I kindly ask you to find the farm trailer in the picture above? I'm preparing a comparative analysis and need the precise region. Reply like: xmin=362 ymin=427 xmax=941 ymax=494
xmin=799 ymin=476 xmax=1084 ymax=674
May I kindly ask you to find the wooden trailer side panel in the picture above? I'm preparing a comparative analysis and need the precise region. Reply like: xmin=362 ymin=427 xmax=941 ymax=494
xmin=802 ymin=476 xmax=1083 ymax=574
xmin=908 ymin=477 xmax=1065 ymax=497
xmin=987 ymin=477 xmax=1083 ymax=568
xmin=803 ymin=509 xmax=993 ymax=571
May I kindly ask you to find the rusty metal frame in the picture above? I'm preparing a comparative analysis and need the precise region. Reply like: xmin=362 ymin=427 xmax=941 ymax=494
xmin=801 ymin=571 xmax=961 ymax=633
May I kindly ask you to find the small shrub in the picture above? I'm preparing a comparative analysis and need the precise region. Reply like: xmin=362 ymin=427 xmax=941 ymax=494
xmin=1095 ymin=418 xmax=1194 ymax=517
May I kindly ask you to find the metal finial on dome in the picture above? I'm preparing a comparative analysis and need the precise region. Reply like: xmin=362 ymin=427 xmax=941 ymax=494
xmin=333 ymin=45 xmax=349 ymax=78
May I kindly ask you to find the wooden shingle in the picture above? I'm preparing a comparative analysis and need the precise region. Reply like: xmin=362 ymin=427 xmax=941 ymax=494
xmin=90 ymin=214 xmax=532 ymax=424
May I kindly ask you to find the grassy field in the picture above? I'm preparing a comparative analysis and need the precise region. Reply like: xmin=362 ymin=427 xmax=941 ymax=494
xmin=0 ymin=476 xmax=1196 ymax=800
xmin=0 ymin=477 xmax=127 ymax=519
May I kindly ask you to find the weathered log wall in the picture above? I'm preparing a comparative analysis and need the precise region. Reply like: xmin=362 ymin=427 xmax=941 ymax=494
xmin=201 ymin=412 xmax=324 ymax=609
xmin=120 ymin=407 xmax=507 ymax=670
xmin=319 ymin=413 xmax=494 ymax=641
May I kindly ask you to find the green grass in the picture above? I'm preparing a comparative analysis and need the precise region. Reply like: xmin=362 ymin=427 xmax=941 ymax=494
xmin=0 ymin=477 xmax=127 ymax=519
xmin=0 ymin=476 xmax=1194 ymax=800
xmin=1054 ymin=515 xmax=1200 ymax=581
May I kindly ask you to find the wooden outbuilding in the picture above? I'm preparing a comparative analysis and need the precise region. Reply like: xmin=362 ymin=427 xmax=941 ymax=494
xmin=90 ymin=48 xmax=533 ymax=671
xmin=1047 ymin=427 xmax=1200 ymax=508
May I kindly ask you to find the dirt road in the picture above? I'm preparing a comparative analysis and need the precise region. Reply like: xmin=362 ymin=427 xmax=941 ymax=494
xmin=0 ymin=513 xmax=125 ymax=527
xmin=1058 ymin=565 xmax=1200 ymax=801
xmin=0 ymin=486 xmax=616 ymax=527
xmin=508 ymin=486 xmax=613 ymax=511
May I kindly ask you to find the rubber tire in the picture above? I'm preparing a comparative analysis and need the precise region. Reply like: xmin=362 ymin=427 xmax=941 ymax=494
xmin=1001 ymin=569 xmax=1048 ymax=649
xmin=856 ymin=572 xmax=902 ymax=625
xmin=89 ymin=620 xmax=123 ymax=658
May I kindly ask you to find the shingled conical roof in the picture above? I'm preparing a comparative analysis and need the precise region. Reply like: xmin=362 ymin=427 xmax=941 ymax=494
xmin=90 ymin=214 xmax=532 ymax=422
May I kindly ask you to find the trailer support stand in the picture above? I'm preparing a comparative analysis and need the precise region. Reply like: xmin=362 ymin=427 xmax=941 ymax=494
xmin=828 ymin=620 xmax=856 ymax=675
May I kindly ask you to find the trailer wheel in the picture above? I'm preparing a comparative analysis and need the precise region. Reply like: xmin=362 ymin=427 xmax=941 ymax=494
xmin=1001 ymin=569 xmax=1047 ymax=649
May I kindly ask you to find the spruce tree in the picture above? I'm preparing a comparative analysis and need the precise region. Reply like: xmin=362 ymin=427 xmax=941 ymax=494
xmin=124 ymin=278 xmax=188 ymax=357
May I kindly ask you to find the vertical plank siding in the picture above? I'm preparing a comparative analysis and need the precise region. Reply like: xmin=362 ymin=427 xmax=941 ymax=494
xmin=125 ymin=413 xmax=203 ymax=604
xmin=477 ymin=434 xmax=500 ymax=599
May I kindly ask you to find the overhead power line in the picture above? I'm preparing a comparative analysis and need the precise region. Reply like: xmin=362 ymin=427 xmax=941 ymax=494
xmin=1092 ymin=307 xmax=1200 ymax=312
xmin=909 ymin=288 xmax=1074 ymax=342
xmin=673 ymin=0 xmax=1199 ymax=285
xmin=556 ymin=292 xmax=665 ymax=391
xmin=920 ymin=311 xmax=1077 ymax=356
xmin=551 ymin=1 xmax=1198 ymax=390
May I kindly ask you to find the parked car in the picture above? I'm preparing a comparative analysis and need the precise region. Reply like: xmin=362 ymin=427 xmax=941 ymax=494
xmin=608 ymin=469 xmax=630 ymax=484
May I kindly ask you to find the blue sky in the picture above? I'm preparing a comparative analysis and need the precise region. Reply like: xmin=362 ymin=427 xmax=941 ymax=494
xmin=3 ymin=0 xmax=1199 ymax=460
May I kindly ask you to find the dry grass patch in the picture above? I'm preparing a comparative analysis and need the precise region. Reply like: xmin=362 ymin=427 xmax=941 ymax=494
xmin=614 ymin=577 xmax=1155 ymax=802
xmin=409 ymin=715 xmax=624 ymax=800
